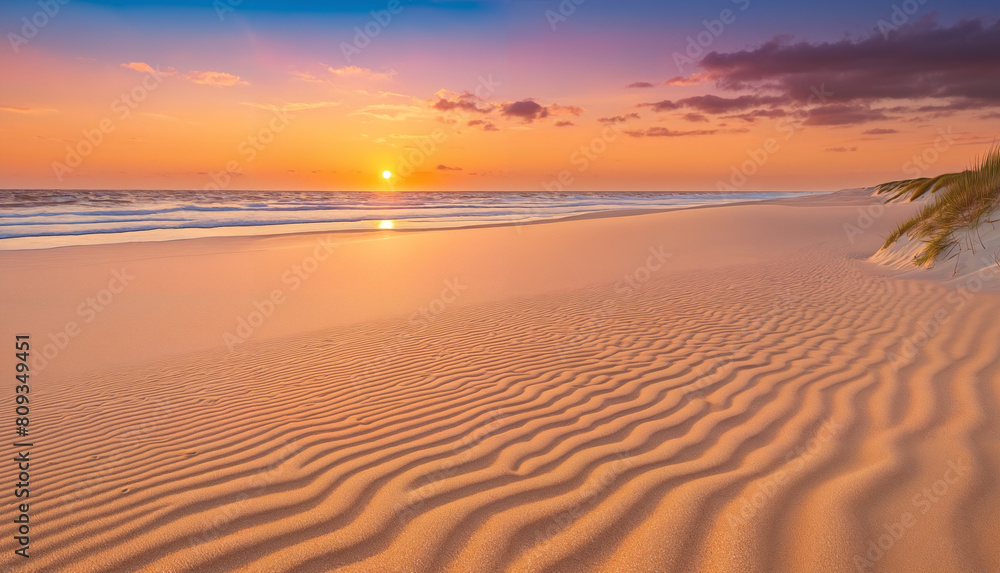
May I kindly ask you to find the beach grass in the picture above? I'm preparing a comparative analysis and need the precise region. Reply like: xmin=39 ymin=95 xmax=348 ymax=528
xmin=878 ymin=145 xmax=1000 ymax=266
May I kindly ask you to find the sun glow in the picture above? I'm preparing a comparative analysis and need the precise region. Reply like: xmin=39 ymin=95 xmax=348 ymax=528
xmin=379 ymin=220 xmax=394 ymax=229
xmin=382 ymin=170 xmax=392 ymax=180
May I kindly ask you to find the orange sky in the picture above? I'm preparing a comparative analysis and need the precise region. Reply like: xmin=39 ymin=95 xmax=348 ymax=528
xmin=1 ymin=1 xmax=997 ymax=192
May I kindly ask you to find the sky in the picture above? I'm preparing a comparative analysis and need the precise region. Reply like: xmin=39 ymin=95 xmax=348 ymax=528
xmin=0 ymin=0 xmax=998 ymax=192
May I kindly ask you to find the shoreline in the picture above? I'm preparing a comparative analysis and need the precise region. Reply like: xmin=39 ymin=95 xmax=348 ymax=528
xmin=0 ymin=191 xmax=828 ymax=252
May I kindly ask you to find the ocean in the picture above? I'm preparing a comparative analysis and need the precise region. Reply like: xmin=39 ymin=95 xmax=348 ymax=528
xmin=0 ymin=189 xmax=818 ymax=249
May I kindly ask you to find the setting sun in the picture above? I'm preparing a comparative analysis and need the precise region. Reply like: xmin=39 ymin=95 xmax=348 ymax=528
xmin=382 ymin=171 xmax=392 ymax=180
xmin=378 ymin=220 xmax=394 ymax=229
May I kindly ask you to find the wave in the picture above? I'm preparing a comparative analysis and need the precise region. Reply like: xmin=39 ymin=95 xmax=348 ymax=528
xmin=0 ymin=190 xmax=818 ymax=248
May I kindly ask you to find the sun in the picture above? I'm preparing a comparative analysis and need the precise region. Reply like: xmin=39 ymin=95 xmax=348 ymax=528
xmin=379 ymin=220 xmax=394 ymax=229
xmin=382 ymin=170 xmax=392 ymax=180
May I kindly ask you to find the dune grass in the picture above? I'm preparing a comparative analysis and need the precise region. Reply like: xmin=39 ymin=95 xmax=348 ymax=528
xmin=877 ymin=146 xmax=1000 ymax=266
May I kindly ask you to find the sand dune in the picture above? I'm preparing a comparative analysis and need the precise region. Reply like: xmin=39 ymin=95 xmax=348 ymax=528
xmin=2 ymin=190 xmax=999 ymax=572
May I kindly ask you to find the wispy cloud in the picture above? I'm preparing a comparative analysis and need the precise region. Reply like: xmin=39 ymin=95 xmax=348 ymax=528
xmin=188 ymin=70 xmax=249 ymax=87
xmin=662 ymin=73 xmax=708 ymax=86
xmin=467 ymin=119 xmax=500 ymax=131
xmin=352 ymin=103 xmax=424 ymax=121
xmin=598 ymin=113 xmax=640 ymax=124
xmin=624 ymin=127 xmax=718 ymax=138
xmin=0 ymin=105 xmax=56 ymax=114
xmin=121 ymin=62 xmax=161 ymax=74
xmin=122 ymin=61 xmax=249 ymax=87
xmin=243 ymin=101 xmax=341 ymax=111
xmin=328 ymin=65 xmax=396 ymax=81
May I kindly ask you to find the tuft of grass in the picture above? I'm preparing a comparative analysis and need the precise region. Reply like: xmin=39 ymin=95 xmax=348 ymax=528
xmin=878 ymin=145 xmax=1000 ymax=266
xmin=875 ymin=172 xmax=963 ymax=202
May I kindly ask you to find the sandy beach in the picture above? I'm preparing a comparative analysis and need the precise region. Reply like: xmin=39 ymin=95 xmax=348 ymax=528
xmin=2 ymin=189 xmax=999 ymax=572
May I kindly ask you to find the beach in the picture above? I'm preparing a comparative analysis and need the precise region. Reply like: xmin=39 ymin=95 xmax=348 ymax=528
xmin=2 ymin=189 xmax=999 ymax=572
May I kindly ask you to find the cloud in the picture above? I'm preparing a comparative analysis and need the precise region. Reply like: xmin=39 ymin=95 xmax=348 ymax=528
xmin=431 ymin=90 xmax=495 ymax=114
xmin=501 ymin=99 xmax=548 ymax=122
xmin=328 ymin=65 xmax=396 ymax=81
xmin=290 ymin=71 xmax=324 ymax=84
xmin=627 ymin=82 xmax=655 ymax=88
xmin=825 ymin=146 xmax=858 ymax=152
xmin=662 ymin=73 xmax=708 ymax=86
xmin=637 ymin=99 xmax=679 ymax=112
xmin=722 ymin=109 xmax=788 ymax=123
xmin=700 ymin=17 xmax=1000 ymax=110
xmin=555 ymin=121 xmax=575 ymax=127
xmin=437 ymin=164 xmax=463 ymax=171
xmin=186 ymin=71 xmax=249 ymax=87
xmin=682 ymin=94 xmax=787 ymax=114
xmin=121 ymin=62 xmax=158 ymax=74
xmin=122 ymin=61 xmax=248 ymax=87
xmin=804 ymin=104 xmax=890 ymax=126
xmin=390 ymin=133 xmax=435 ymax=140
xmin=243 ymin=101 xmax=340 ymax=112
xmin=624 ymin=127 xmax=718 ymax=138
xmin=862 ymin=128 xmax=899 ymax=134
xmin=548 ymin=103 xmax=585 ymax=116
xmin=0 ymin=105 xmax=56 ymax=114
xmin=598 ymin=113 xmax=640 ymax=124
xmin=431 ymin=90 xmax=584 ymax=124
xmin=468 ymin=119 xmax=499 ymax=131
xmin=654 ymin=94 xmax=786 ymax=114
xmin=637 ymin=95 xmax=787 ymax=122
xmin=352 ymin=103 xmax=424 ymax=121
xmin=498 ymin=99 xmax=585 ymax=122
